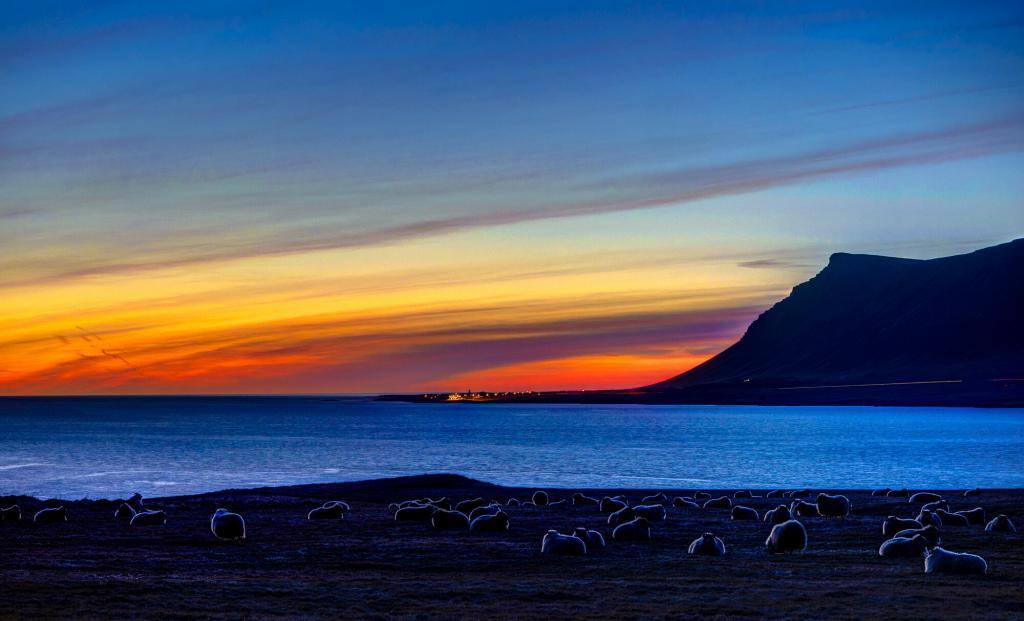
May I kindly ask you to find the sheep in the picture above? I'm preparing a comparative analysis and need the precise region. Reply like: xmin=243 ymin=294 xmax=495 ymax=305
xmin=872 ymin=488 xmax=892 ymax=496
xmin=935 ymin=509 xmax=969 ymax=527
xmin=607 ymin=506 xmax=636 ymax=527
xmin=33 ymin=506 xmax=68 ymax=525
xmin=887 ymin=488 xmax=910 ymax=499
xmin=786 ymin=489 xmax=810 ymax=498
xmin=572 ymin=492 xmax=599 ymax=507
xmin=688 ymin=532 xmax=726 ymax=556
xmin=641 ymin=492 xmax=667 ymax=505
xmin=506 ymin=498 xmax=521 ymax=507
xmin=790 ymin=500 xmax=818 ymax=518
xmin=909 ymin=492 xmax=943 ymax=504
xmin=731 ymin=505 xmax=759 ymax=521
xmin=210 ymin=508 xmax=245 ymax=540
xmin=702 ymin=496 xmax=731 ymax=510
xmin=766 ymin=490 xmax=783 ymax=499
xmin=612 ymin=517 xmax=652 ymax=542
xmin=455 ymin=498 xmax=487 ymax=514
xmin=308 ymin=502 xmax=346 ymax=520
xmin=879 ymin=534 xmax=930 ymax=559
xmin=955 ymin=507 xmax=986 ymax=526
xmin=431 ymin=508 xmax=470 ymax=530
xmin=1 ymin=505 xmax=22 ymax=522
xmin=963 ymin=488 xmax=982 ymax=497
xmin=924 ymin=547 xmax=988 ymax=575
xmin=130 ymin=510 xmax=167 ymax=527
xmin=882 ymin=516 xmax=922 ymax=537
xmin=394 ymin=504 xmax=435 ymax=522
xmin=985 ymin=514 xmax=1016 ymax=533
xmin=532 ymin=491 xmax=549 ymax=506
xmin=894 ymin=524 xmax=941 ymax=547
xmin=765 ymin=519 xmax=807 ymax=554
xmin=815 ymin=493 xmax=851 ymax=519
xmin=127 ymin=492 xmax=145 ymax=511
xmin=573 ymin=527 xmax=606 ymax=551
xmin=632 ymin=504 xmax=667 ymax=522
xmin=468 ymin=504 xmax=502 ymax=521
xmin=600 ymin=497 xmax=627 ymax=513
xmin=693 ymin=491 xmax=711 ymax=501
xmin=547 ymin=499 xmax=567 ymax=508
xmin=733 ymin=490 xmax=753 ymax=499
xmin=921 ymin=499 xmax=948 ymax=513
xmin=114 ymin=503 xmax=137 ymax=521
xmin=423 ymin=498 xmax=449 ymax=511
xmin=541 ymin=530 xmax=587 ymax=555
xmin=470 ymin=510 xmax=510 ymax=533
xmin=672 ymin=497 xmax=700 ymax=509
xmin=916 ymin=509 xmax=943 ymax=529
xmin=764 ymin=505 xmax=791 ymax=525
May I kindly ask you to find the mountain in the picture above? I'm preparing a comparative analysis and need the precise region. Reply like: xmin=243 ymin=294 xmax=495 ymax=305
xmin=648 ymin=238 xmax=1024 ymax=392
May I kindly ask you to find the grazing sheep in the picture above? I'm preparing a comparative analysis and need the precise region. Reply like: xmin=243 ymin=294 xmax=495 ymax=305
xmin=532 ymin=491 xmax=549 ymax=506
xmin=468 ymin=504 xmax=502 ymax=521
xmin=935 ymin=509 xmax=969 ymax=527
xmin=916 ymin=509 xmax=943 ymax=529
xmin=872 ymin=488 xmax=892 ymax=496
xmin=210 ymin=508 xmax=245 ymax=540
xmin=130 ymin=510 xmax=167 ymax=527
xmin=882 ymin=516 xmax=922 ymax=537
xmin=765 ymin=520 xmax=807 ymax=554
xmin=114 ymin=503 xmax=137 ymax=521
xmin=702 ymin=496 xmax=731 ymax=510
xmin=963 ymin=488 xmax=982 ymax=497
xmin=612 ymin=517 xmax=652 ymax=542
xmin=921 ymin=499 xmax=948 ymax=513
xmin=924 ymin=547 xmax=988 ymax=575
xmin=672 ymin=497 xmax=700 ymax=509
xmin=786 ymin=489 xmax=810 ymax=498
xmin=641 ymin=492 xmax=667 ymax=505
xmin=733 ymin=490 xmax=753 ymax=499
xmin=127 ymin=492 xmax=145 ymax=511
xmin=573 ymin=527 xmax=606 ymax=551
xmin=764 ymin=505 xmax=792 ymax=525
xmin=790 ymin=500 xmax=818 ymax=518
xmin=688 ymin=532 xmax=726 ymax=556
xmin=541 ymin=530 xmax=587 ymax=556
xmin=455 ymin=498 xmax=487 ymax=514
xmin=731 ymin=505 xmax=759 ymax=521
xmin=470 ymin=510 xmax=510 ymax=533
xmin=506 ymin=498 xmax=521 ymax=507
xmin=815 ymin=493 xmax=851 ymax=518
xmin=633 ymin=504 xmax=667 ymax=522
xmin=985 ymin=514 xmax=1016 ymax=533
xmin=608 ymin=506 xmax=637 ymax=527
xmin=394 ymin=504 xmax=435 ymax=522
xmin=308 ymin=502 xmax=346 ymax=520
xmin=894 ymin=524 xmax=940 ymax=547
xmin=600 ymin=497 xmax=627 ymax=513
xmin=1 ymin=505 xmax=22 ymax=522
xmin=766 ymin=490 xmax=783 ymax=499
xmin=879 ymin=534 xmax=929 ymax=558
xmin=886 ymin=488 xmax=910 ymax=499
xmin=955 ymin=507 xmax=986 ymax=526
xmin=33 ymin=506 xmax=68 ymax=525
xmin=693 ymin=491 xmax=711 ymax=501
xmin=572 ymin=492 xmax=599 ymax=507
xmin=909 ymin=492 xmax=943 ymax=504
xmin=431 ymin=509 xmax=470 ymax=530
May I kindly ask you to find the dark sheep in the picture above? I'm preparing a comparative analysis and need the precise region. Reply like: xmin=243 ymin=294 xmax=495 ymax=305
xmin=786 ymin=489 xmax=810 ymax=498
xmin=731 ymin=505 xmax=759 ymax=521
xmin=894 ymin=524 xmax=940 ymax=547
xmin=573 ymin=527 xmax=606 ymax=551
xmin=702 ymin=496 xmax=731 ymax=510
xmin=693 ymin=491 xmax=711 ymax=501
xmin=468 ymin=504 xmax=502 ymax=521
xmin=733 ymin=490 xmax=753 ymax=499
xmin=33 ymin=506 xmax=68 ymax=525
xmin=955 ymin=507 xmax=986 ymax=526
xmin=572 ymin=492 xmax=599 ymax=507
xmin=210 ymin=508 xmax=245 ymax=540
xmin=455 ymin=498 xmax=487 ymax=514
xmin=470 ymin=510 xmax=510 ymax=533
xmin=633 ymin=504 xmax=667 ymax=522
xmin=607 ymin=506 xmax=636 ymax=527
xmin=688 ymin=532 xmax=726 ymax=556
xmin=766 ymin=519 xmax=807 ymax=554
xmin=308 ymin=502 xmax=346 ymax=520
xmin=963 ymin=488 xmax=982 ymax=498
xmin=916 ymin=509 xmax=943 ymax=529
xmin=532 ymin=491 xmax=549 ymax=506
xmin=790 ymin=500 xmax=817 ymax=518
xmin=766 ymin=490 xmax=783 ymax=498
xmin=935 ymin=509 xmax=969 ymax=527
xmin=882 ymin=516 xmax=922 ymax=537
xmin=924 ymin=547 xmax=987 ymax=575
xmin=130 ymin=510 xmax=167 ymax=527
xmin=600 ymin=497 xmax=627 ymax=513
xmin=641 ymin=492 xmax=667 ymax=505
xmin=909 ymin=492 xmax=943 ymax=504
xmin=394 ymin=504 xmax=435 ymax=522
xmin=879 ymin=534 xmax=929 ymax=558
xmin=672 ymin=497 xmax=700 ymax=509
xmin=431 ymin=509 xmax=470 ymax=530
xmin=114 ymin=503 xmax=137 ymax=521
xmin=1 ymin=505 xmax=22 ymax=522
xmin=886 ymin=488 xmax=910 ymax=499
xmin=872 ymin=488 xmax=892 ymax=496
xmin=815 ymin=493 xmax=851 ymax=518
xmin=611 ymin=517 xmax=652 ymax=542
xmin=764 ymin=505 xmax=791 ymax=525
xmin=541 ymin=530 xmax=587 ymax=556
xmin=985 ymin=514 xmax=1016 ymax=533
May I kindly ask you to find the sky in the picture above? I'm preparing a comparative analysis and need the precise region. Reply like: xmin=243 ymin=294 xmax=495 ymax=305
xmin=1 ymin=1 xmax=1023 ymax=395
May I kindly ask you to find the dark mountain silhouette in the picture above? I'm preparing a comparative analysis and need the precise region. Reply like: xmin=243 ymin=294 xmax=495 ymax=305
xmin=649 ymin=238 xmax=1024 ymax=391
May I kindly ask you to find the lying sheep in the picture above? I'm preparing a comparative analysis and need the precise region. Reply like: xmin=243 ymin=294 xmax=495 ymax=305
xmin=114 ymin=503 xmax=137 ymax=521
xmin=470 ymin=510 xmax=510 ymax=533
xmin=455 ymin=498 xmax=487 ymax=514
xmin=790 ymin=500 xmax=818 ymax=518
xmin=573 ymin=527 xmax=606 ymax=551
xmin=693 ymin=491 xmax=711 ymax=501
xmin=688 ymin=532 xmax=726 ymax=556
xmin=130 ymin=509 xmax=167 ymax=527
xmin=1 ymin=505 xmax=22 ymax=522
xmin=955 ymin=507 xmax=986 ymax=526
xmin=672 ymin=497 xmax=700 ymax=509
xmin=731 ymin=505 xmax=759 ymax=521
xmin=607 ymin=506 xmax=636 ymax=527
xmin=541 ymin=530 xmax=586 ymax=556
xmin=308 ymin=502 xmax=346 ymax=520
xmin=766 ymin=490 xmax=784 ymax=499
xmin=210 ymin=508 xmax=245 ymax=540
xmin=612 ymin=517 xmax=652 ymax=542
xmin=935 ymin=509 xmax=969 ymax=527
xmin=702 ymin=496 xmax=731 ymax=510
xmin=733 ymin=490 xmax=753 ymax=499
xmin=909 ymin=492 xmax=943 ymax=504
xmin=894 ymin=524 xmax=941 ymax=547
xmin=883 ymin=516 xmax=922 ymax=537
xmin=924 ymin=547 xmax=987 ymax=575
xmin=766 ymin=519 xmax=807 ymax=554
xmin=916 ymin=509 xmax=943 ymax=529
xmin=600 ymin=497 xmax=627 ymax=513
xmin=468 ymin=504 xmax=502 ymax=521
xmin=879 ymin=534 xmax=929 ymax=558
xmin=34 ymin=506 xmax=68 ymax=525
xmin=641 ymin=492 xmax=667 ymax=505
xmin=963 ymin=488 xmax=982 ymax=497
xmin=532 ymin=491 xmax=549 ymax=507
xmin=887 ymin=488 xmax=910 ymax=499
xmin=431 ymin=508 xmax=470 ymax=530
xmin=786 ymin=489 xmax=810 ymax=498
xmin=764 ymin=505 xmax=791 ymax=525
xmin=395 ymin=504 xmax=435 ymax=522
xmin=872 ymin=488 xmax=892 ymax=496
xmin=815 ymin=493 xmax=850 ymax=518
xmin=572 ymin=492 xmax=599 ymax=507
xmin=985 ymin=514 xmax=1016 ymax=533
xmin=632 ymin=504 xmax=666 ymax=522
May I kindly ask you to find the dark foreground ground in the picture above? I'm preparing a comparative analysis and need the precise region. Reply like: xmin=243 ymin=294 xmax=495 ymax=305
xmin=1 ymin=475 xmax=1022 ymax=620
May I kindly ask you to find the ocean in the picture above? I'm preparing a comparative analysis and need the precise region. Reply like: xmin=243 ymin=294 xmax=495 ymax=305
xmin=1 ymin=396 xmax=1022 ymax=499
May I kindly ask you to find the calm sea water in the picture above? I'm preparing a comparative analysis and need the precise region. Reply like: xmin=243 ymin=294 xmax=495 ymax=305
xmin=1 ymin=397 xmax=1023 ymax=499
